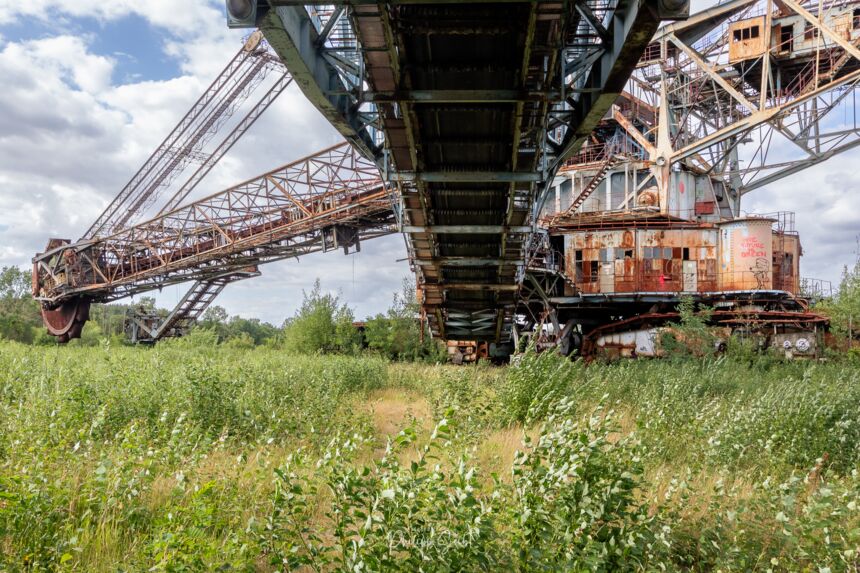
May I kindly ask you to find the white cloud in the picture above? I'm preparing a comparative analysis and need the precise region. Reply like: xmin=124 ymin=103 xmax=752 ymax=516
xmin=0 ymin=0 xmax=856 ymax=327
xmin=27 ymin=35 xmax=115 ymax=92
xmin=0 ymin=0 xmax=224 ymax=35
xmin=0 ymin=3 xmax=410 ymax=323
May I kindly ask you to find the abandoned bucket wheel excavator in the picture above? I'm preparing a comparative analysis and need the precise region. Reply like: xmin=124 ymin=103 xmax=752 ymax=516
xmin=32 ymin=0 xmax=858 ymax=359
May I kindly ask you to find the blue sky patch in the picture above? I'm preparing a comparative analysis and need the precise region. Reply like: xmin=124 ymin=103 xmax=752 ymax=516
xmin=0 ymin=12 xmax=182 ymax=85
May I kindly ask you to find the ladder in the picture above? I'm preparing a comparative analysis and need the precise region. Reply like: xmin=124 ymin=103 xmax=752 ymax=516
xmin=558 ymin=154 xmax=625 ymax=219
xmin=127 ymin=268 xmax=260 ymax=343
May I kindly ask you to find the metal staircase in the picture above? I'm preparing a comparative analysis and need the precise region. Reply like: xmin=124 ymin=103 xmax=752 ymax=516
xmin=558 ymin=154 xmax=625 ymax=219
xmin=125 ymin=268 xmax=260 ymax=343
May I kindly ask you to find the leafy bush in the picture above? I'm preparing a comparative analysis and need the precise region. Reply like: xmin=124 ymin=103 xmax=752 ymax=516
xmin=281 ymin=279 xmax=361 ymax=354
xmin=495 ymin=348 xmax=581 ymax=425
xmin=660 ymin=296 xmax=717 ymax=358
xmin=3 ymin=343 xmax=860 ymax=570
xmin=364 ymin=277 xmax=446 ymax=362
xmin=818 ymin=252 xmax=860 ymax=342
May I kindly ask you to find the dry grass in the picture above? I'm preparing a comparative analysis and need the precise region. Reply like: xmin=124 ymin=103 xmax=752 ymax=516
xmin=474 ymin=426 xmax=525 ymax=482
xmin=366 ymin=387 xmax=433 ymax=437
xmin=644 ymin=463 xmax=757 ymax=521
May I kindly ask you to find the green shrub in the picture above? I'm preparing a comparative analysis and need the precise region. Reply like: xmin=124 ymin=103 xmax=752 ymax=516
xmin=496 ymin=349 xmax=581 ymax=425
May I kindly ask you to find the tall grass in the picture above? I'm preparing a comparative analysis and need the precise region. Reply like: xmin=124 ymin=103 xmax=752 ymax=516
xmin=1 ymin=342 xmax=859 ymax=571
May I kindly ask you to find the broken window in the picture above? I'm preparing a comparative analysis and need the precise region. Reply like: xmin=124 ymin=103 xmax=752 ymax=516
xmin=780 ymin=25 xmax=794 ymax=52
xmin=734 ymin=25 xmax=761 ymax=42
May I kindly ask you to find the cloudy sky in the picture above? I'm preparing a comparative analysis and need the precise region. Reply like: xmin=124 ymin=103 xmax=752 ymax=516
xmin=0 ymin=0 xmax=857 ymax=326
xmin=0 ymin=0 xmax=412 ymax=324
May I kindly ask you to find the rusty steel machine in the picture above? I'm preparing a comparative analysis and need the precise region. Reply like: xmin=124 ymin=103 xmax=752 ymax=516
xmin=521 ymin=0 xmax=860 ymax=358
xmin=32 ymin=33 xmax=396 ymax=343
xmin=31 ymin=0 xmax=860 ymax=359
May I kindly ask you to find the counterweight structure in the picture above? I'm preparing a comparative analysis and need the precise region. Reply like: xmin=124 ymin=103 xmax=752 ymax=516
xmin=524 ymin=0 xmax=858 ymax=357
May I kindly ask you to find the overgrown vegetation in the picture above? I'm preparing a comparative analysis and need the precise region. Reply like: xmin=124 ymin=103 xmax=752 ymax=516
xmin=364 ymin=278 xmax=446 ymax=362
xmin=2 ymin=343 xmax=859 ymax=571
xmin=9 ymin=266 xmax=444 ymax=360
xmin=819 ymin=250 xmax=860 ymax=351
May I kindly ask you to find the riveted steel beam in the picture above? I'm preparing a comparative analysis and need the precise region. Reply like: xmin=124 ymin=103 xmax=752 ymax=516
xmin=403 ymin=225 xmax=531 ymax=234
xmin=395 ymin=171 xmax=542 ymax=183
xmin=259 ymin=6 xmax=380 ymax=162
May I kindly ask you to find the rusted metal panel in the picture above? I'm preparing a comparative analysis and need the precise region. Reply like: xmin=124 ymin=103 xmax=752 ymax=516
xmin=563 ymin=224 xmax=723 ymax=295
xmin=772 ymin=231 xmax=801 ymax=293
xmin=695 ymin=201 xmax=715 ymax=215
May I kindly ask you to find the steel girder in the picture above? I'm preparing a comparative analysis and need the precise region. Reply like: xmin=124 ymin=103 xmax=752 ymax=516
xmin=613 ymin=0 xmax=860 ymax=201
xmin=256 ymin=1 xmax=676 ymax=342
xmin=259 ymin=5 xmax=384 ymax=162
xmin=32 ymin=143 xmax=396 ymax=305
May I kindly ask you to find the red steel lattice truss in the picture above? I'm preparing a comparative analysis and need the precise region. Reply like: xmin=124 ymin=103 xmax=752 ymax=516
xmin=33 ymin=143 xmax=396 ymax=340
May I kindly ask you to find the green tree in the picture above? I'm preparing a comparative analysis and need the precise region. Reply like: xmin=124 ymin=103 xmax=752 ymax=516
xmin=201 ymin=305 xmax=229 ymax=326
xmin=281 ymin=279 xmax=360 ymax=354
xmin=197 ymin=305 xmax=231 ymax=341
xmin=819 ymin=248 xmax=860 ymax=343
xmin=364 ymin=277 xmax=443 ymax=361
xmin=225 ymin=316 xmax=279 ymax=345
xmin=0 ymin=265 xmax=41 ymax=343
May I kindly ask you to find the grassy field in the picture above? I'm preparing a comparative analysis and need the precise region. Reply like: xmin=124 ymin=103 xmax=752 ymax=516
xmin=1 ymin=342 xmax=860 ymax=571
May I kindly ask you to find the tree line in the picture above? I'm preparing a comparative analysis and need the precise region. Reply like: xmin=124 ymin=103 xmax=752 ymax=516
xmin=1 ymin=267 xmax=445 ymax=361
xmin=5 ymin=256 xmax=859 ymax=357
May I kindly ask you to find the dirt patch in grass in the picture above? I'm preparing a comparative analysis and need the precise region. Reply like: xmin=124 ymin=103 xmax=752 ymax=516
xmin=367 ymin=388 xmax=433 ymax=438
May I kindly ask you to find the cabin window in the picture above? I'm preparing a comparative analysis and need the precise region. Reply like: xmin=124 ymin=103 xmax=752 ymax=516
xmin=854 ymin=8 xmax=860 ymax=29
xmin=574 ymin=250 xmax=585 ymax=282
xmin=733 ymin=25 xmax=760 ymax=42
xmin=804 ymin=22 xmax=815 ymax=40
xmin=780 ymin=24 xmax=794 ymax=52
xmin=683 ymin=247 xmax=690 ymax=260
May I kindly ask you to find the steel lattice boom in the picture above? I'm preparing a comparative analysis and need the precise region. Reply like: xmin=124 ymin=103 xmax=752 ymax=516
xmin=33 ymin=143 xmax=395 ymax=340
xmin=84 ymin=32 xmax=291 ymax=238
xmin=255 ymin=0 xmax=690 ymax=342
